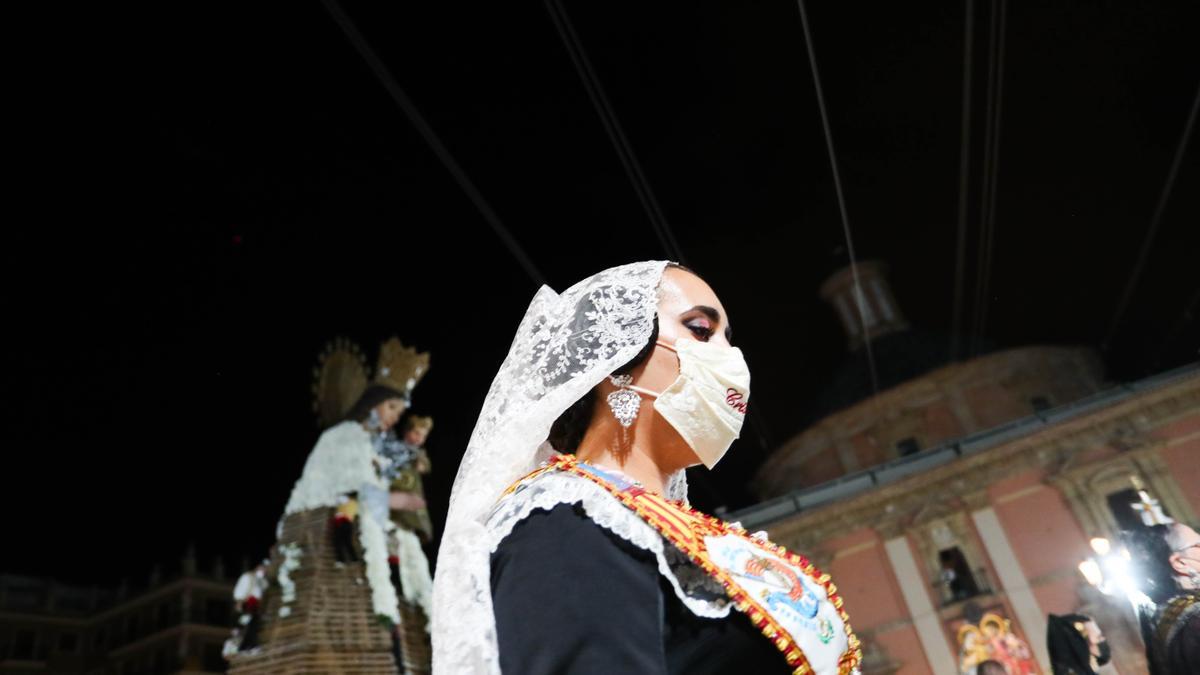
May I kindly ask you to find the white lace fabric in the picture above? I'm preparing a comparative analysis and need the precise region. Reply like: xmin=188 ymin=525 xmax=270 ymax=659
xmin=485 ymin=469 xmax=731 ymax=618
xmin=431 ymin=261 xmax=677 ymax=674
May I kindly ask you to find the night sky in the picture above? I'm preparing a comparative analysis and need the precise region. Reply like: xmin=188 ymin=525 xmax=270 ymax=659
xmin=5 ymin=1 xmax=1197 ymax=587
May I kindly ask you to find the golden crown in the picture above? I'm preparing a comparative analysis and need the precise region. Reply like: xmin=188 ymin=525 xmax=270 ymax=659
xmin=375 ymin=337 xmax=430 ymax=398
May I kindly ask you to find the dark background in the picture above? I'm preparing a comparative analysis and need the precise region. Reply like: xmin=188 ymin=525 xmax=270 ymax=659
xmin=4 ymin=0 xmax=1197 ymax=586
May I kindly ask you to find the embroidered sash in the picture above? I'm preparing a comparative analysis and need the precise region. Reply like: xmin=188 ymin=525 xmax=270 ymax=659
xmin=504 ymin=455 xmax=862 ymax=675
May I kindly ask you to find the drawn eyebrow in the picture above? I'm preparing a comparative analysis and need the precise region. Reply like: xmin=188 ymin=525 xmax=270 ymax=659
xmin=685 ymin=305 xmax=733 ymax=342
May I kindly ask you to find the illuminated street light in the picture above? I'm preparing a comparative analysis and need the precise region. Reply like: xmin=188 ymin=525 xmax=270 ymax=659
xmin=1078 ymin=477 xmax=1169 ymax=611
xmin=1077 ymin=559 xmax=1103 ymax=587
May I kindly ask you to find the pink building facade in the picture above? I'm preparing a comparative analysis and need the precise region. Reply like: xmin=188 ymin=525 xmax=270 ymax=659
xmin=741 ymin=362 xmax=1200 ymax=674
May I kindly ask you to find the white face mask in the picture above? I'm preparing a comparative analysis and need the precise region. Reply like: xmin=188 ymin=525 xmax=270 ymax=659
xmin=629 ymin=337 xmax=751 ymax=468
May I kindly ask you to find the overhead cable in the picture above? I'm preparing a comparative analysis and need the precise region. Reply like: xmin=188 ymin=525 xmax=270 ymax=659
xmin=321 ymin=0 xmax=546 ymax=286
xmin=796 ymin=0 xmax=880 ymax=396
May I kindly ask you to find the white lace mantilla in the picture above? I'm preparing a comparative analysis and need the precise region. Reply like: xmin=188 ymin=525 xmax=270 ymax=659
xmin=431 ymin=261 xmax=674 ymax=675
xmin=486 ymin=470 xmax=731 ymax=619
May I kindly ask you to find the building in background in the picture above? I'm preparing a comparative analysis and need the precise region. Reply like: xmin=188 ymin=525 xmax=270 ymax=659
xmin=736 ymin=261 xmax=1200 ymax=675
xmin=0 ymin=549 xmax=233 ymax=675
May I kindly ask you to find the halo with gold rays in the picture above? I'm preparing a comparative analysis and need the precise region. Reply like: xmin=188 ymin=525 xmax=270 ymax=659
xmin=311 ymin=336 xmax=371 ymax=428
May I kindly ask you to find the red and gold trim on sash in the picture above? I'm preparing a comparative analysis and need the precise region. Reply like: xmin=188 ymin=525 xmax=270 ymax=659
xmin=510 ymin=454 xmax=862 ymax=675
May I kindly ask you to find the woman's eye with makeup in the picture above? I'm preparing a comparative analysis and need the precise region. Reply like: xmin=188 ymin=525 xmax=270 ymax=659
xmin=686 ymin=321 xmax=714 ymax=340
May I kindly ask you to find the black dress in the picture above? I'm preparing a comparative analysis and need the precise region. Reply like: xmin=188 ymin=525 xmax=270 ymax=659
xmin=1145 ymin=593 xmax=1200 ymax=675
xmin=491 ymin=502 xmax=792 ymax=674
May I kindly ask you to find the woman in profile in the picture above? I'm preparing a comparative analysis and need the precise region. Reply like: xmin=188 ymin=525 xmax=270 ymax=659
xmin=432 ymin=261 xmax=861 ymax=674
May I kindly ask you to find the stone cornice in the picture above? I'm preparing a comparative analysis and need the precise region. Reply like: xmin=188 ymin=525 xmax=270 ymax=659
xmin=764 ymin=372 xmax=1200 ymax=550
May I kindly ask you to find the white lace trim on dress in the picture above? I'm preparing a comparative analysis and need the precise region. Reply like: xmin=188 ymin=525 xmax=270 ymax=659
xmin=486 ymin=471 xmax=731 ymax=619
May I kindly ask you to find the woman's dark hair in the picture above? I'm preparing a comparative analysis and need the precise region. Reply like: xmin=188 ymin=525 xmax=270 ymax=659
xmin=1125 ymin=524 xmax=1183 ymax=605
xmin=341 ymin=384 xmax=407 ymax=426
xmin=546 ymin=263 xmax=697 ymax=453
xmin=547 ymin=317 xmax=658 ymax=453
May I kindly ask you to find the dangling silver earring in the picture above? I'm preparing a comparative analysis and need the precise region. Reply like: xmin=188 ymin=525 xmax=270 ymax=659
xmin=606 ymin=374 xmax=641 ymax=428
